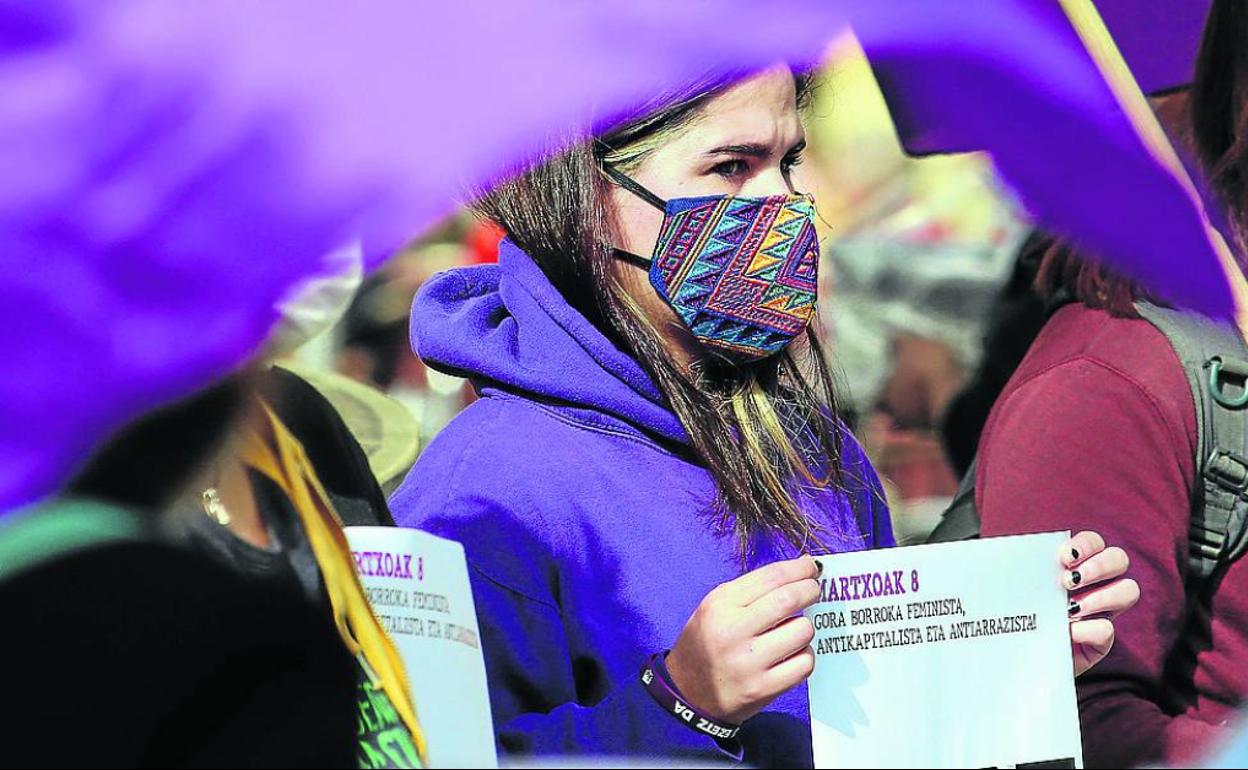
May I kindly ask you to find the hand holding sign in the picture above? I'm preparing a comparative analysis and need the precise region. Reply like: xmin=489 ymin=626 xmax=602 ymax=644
xmin=1061 ymin=531 xmax=1140 ymax=675
xmin=666 ymin=556 xmax=820 ymax=725
xmin=803 ymin=530 xmax=1141 ymax=767
xmin=661 ymin=529 xmax=1137 ymax=741
xmin=807 ymin=532 xmax=1085 ymax=767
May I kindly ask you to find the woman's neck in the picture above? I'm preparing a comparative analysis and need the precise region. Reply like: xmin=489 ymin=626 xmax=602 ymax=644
xmin=212 ymin=453 xmax=270 ymax=549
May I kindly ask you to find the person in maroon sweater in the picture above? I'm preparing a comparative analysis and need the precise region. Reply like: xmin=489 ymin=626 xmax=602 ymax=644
xmin=977 ymin=3 xmax=1248 ymax=766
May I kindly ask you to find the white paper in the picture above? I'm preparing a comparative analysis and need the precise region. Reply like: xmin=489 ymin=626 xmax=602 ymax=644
xmin=346 ymin=526 xmax=498 ymax=769
xmin=806 ymin=532 xmax=1083 ymax=769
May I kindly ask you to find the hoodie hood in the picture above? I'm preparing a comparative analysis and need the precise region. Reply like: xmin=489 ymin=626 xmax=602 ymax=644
xmin=411 ymin=239 xmax=688 ymax=445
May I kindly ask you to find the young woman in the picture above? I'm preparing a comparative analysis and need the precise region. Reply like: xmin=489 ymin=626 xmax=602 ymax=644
xmin=391 ymin=66 xmax=1138 ymax=767
xmin=977 ymin=3 xmax=1247 ymax=768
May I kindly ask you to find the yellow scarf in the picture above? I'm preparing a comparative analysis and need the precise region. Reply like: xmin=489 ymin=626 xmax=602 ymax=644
xmin=238 ymin=402 xmax=427 ymax=765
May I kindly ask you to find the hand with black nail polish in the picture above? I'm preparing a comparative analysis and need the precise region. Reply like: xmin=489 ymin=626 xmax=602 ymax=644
xmin=1060 ymin=531 xmax=1140 ymax=676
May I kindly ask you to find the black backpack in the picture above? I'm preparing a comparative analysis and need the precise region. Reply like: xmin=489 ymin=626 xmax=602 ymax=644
xmin=930 ymin=301 xmax=1248 ymax=588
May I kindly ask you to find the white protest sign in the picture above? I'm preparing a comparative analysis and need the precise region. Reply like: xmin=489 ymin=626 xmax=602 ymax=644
xmin=806 ymin=532 xmax=1082 ymax=769
xmin=346 ymin=526 xmax=498 ymax=769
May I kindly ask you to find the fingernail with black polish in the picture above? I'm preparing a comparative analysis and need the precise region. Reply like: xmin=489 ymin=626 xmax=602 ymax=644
xmin=1070 ymin=570 xmax=1082 ymax=587
xmin=1068 ymin=600 xmax=1080 ymax=617
xmin=1071 ymin=548 xmax=1080 ymax=562
xmin=815 ymin=559 xmax=823 ymax=577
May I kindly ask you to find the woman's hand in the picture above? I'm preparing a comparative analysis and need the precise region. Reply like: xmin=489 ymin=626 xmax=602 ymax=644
xmin=666 ymin=556 xmax=820 ymax=725
xmin=1062 ymin=531 xmax=1140 ymax=676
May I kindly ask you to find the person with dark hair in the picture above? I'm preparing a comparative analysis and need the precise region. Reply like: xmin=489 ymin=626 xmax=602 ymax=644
xmin=0 ymin=377 xmax=361 ymax=768
xmin=164 ymin=367 xmax=428 ymax=770
xmin=155 ymin=257 xmax=430 ymax=769
xmin=1 ymin=251 xmax=429 ymax=768
xmin=940 ymin=231 xmax=1052 ymax=478
xmin=974 ymin=2 xmax=1248 ymax=766
xmin=390 ymin=66 xmax=1137 ymax=767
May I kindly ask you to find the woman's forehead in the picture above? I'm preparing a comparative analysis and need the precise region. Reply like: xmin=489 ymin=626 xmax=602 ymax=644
xmin=678 ymin=70 xmax=803 ymax=152
xmin=712 ymin=68 xmax=798 ymax=113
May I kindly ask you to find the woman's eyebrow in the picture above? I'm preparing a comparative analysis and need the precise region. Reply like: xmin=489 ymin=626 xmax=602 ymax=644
xmin=704 ymin=138 xmax=807 ymax=158
xmin=704 ymin=142 xmax=772 ymax=158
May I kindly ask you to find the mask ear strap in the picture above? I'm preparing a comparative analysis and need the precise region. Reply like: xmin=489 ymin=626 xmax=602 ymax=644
xmin=601 ymin=164 xmax=668 ymax=213
xmin=612 ymin=247 xmax=653 ymax=269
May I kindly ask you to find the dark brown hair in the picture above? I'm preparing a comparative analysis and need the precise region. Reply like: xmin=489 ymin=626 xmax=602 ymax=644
xmin=1037 ymin=0 xmax=1248 ymax=315
xmin=1192 ymin=0 xmax=1248 ymax=254
xmin=67 ymin=375 xmax=249 ymax=511
xmin=474 ymin=71 xmax=852 ymax=556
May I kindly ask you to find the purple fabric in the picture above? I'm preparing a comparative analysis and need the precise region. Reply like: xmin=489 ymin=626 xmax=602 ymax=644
xmin=389 ymin=240 xmax=894 ymax=766
xmin=1097 ymin=0 xmax=1211 ymax=94
xmin=0 ymin=0 xmax=838 ymax=512
xmin=0 ymin=0 xmax=1232 ymax=513
xmin=862 ymin=0 xmax=1230 ymax=319
xmin=0 ymin=3 xmax=377 ymax=510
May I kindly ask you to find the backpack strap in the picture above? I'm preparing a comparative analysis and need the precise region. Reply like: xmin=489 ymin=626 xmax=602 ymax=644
xmin=928 ymin=301 xmax=1248 ymax=581
xmin=1134 ymin=301 xmax=1248 ymax=585
xmin=928 ymin=456 xmax=981 ymax=542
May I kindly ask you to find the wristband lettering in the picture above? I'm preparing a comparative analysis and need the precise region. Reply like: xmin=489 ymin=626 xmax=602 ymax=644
xmin=640 ymin=651 xmax=741 ymax=741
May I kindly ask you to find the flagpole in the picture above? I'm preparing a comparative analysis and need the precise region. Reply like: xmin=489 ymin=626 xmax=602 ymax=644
xmin=1058 ymin=0 xmax=1248 ymax=337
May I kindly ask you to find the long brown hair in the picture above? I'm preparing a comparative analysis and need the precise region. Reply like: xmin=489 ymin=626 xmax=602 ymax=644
xmin=1037 ymin=0 xmax=1248 ymax=315
xmin=474 ymin=72 xmax=852 ymax=557
xmin=1192 ymin=0 xmax=1248 ymax=256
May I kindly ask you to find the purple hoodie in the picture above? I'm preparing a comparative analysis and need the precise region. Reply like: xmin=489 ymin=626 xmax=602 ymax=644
xmin=390 ymin=240 xmax=893 ymax=767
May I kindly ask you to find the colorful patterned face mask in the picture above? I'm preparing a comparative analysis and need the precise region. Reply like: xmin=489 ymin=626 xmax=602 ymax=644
xmin=605 ymin=166 xmax=820 ymax=363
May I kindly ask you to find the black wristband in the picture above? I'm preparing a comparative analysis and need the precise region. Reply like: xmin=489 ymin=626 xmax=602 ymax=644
xmin=640 ymin=651 xmax=741 ymax=741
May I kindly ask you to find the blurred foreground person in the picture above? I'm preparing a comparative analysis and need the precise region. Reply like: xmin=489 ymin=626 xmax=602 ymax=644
xmin=975 ymin=2 xmax=1248 ymax=766
xmin=164 ymin=258 xmax=428 ymax=769
xmin=0 ymin=377 xmax=359 ymax=768
xmin=0 ymin=254 xmax=428 ymax=768
xmin=167 ymin=367 xmax=427 ymax=769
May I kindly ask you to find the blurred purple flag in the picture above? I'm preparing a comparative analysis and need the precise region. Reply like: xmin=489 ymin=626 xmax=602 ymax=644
xmin=0 ymin=0 xmax=1230 ymax=512
xmin=863 ymin=0 xmax=1230 ymax=324
xmin=0 ymin=0 xmax=844 ymax=512
xmin=1097 ymin=0 xmax=1211 ymax=94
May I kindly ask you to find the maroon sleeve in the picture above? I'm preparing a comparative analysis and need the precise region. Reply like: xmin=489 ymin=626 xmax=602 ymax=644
xmin=975 ymin=355 xmax=1222 ymax=768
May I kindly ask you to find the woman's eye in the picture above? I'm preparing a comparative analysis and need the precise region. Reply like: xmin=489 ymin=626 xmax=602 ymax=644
xmin=709 ymin=159 xmax=749 ymax=178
